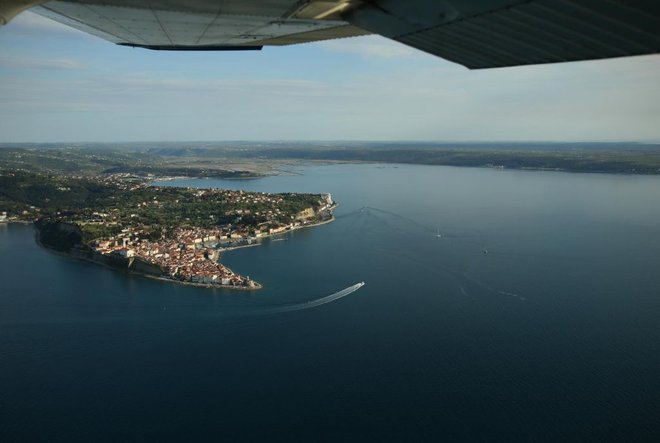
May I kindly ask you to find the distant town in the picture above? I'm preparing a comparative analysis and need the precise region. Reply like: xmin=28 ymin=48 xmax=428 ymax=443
xmin=1 ymin=167 xmax=335 ymax=290
xmin=85 ymin=188 xmax=335 ymax=289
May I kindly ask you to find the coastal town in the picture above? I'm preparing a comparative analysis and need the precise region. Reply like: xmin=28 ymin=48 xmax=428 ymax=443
xmin=90 ymin=193 xmax=335 ymax=289
xmin=1 ymin=169 xmax=335 ymax=289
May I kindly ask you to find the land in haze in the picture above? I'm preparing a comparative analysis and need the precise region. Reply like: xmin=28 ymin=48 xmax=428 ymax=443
xmin=2 ymin=141 xmax=660 ymax=176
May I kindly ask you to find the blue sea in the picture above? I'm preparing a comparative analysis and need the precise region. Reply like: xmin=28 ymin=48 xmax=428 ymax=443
xmin=2 ymin=163 xmax=660 ymax=441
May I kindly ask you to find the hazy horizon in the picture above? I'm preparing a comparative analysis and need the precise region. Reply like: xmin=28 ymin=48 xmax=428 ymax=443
xmin=3 ymin=139 xmax=660 ymax=146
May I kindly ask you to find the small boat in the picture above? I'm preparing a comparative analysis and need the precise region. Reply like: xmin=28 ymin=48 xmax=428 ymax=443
xmin=482 ymin=248 xmax=489 ymax=254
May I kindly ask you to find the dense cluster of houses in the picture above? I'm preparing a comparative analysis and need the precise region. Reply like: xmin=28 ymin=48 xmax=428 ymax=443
xmin=89 ymin=191 xmax=334 ymax=288
xmin=93 ymin=226 xmax=257 ymax=287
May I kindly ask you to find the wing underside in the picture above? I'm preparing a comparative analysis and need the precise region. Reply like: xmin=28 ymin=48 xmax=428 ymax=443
xmin=14 ymin=0 xmax=660 ymax=68
xmin=346 ymin=0 xmax=660 ymax=69
xmin=30 ymin=0 xmax=370 ymax=50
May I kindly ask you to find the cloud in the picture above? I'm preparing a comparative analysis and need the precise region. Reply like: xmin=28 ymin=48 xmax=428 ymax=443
xmin=318 ymin=35 xmax=424 ymax=59
xmin=1 ymin=18 xmax=660 ymax=143
xmin=2 ymin=10 xmax=92 ymax=38
xmin=3 ymin=55 xmax=660 ymax=142
xmin=0 ymin=55 xmax=83 ymax=70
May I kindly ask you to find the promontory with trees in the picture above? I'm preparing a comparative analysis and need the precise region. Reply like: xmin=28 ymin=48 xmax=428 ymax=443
xmin=1 ymin=169 xmax=335 ymax=290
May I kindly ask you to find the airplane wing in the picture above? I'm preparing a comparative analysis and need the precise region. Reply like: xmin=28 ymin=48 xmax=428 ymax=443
xmin=345 ymin=0 xmax=660 ymax=69
xmin=25 ymin=1 xmax=371 ymax=50
xmin=3 ymin=1 xmax=660 ymax=69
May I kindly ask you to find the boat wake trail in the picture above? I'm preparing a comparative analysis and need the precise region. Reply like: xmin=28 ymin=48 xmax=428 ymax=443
xmin=497 ymin=290 xmax=526 ymax=301
xmin=258 ymin=282 xmax=366 ymax=315
xmin=363 ymin=206 xmax=434 ymax=232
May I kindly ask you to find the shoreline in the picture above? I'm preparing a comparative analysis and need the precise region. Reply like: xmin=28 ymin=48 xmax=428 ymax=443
xmin=29 ymin=212 xmax=339 ymax=292
xmin=220 ymin=212 xmax=336 ymax=252
xmin=4 ymin=220 xmax=34 ymax=225
xmin=33 ymin=224 xmax=262 ymax=292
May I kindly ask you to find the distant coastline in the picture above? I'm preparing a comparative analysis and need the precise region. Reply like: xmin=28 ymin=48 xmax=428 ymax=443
xmin=224 ymin=147 xmax=660 ymax=176
xmin=3 ymin=142 xmax=660 ymax=179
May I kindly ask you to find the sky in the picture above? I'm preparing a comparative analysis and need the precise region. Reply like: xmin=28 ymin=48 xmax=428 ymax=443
xmin=1 ymin=10 xmax=659 ymax=143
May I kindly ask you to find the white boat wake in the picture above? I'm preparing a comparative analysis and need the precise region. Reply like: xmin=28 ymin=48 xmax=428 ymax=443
xmin=260 ymin=282 xmax=365 ymax=315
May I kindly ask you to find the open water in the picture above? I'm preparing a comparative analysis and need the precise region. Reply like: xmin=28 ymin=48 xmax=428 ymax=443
xmin=2 ymin=163 xmax=660 ymax=441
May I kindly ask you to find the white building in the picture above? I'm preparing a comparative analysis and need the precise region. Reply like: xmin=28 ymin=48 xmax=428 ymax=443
xmin=117 ymin=248 xmax=135 ymax=258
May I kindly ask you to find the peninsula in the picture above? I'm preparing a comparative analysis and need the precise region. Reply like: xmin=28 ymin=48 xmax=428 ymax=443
xmin=1 ymin=170 xmax=335 ymax=290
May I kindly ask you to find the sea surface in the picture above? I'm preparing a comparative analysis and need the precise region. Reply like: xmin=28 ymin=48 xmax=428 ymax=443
xmin=2 ymin=163 xmax=660 ymax=441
